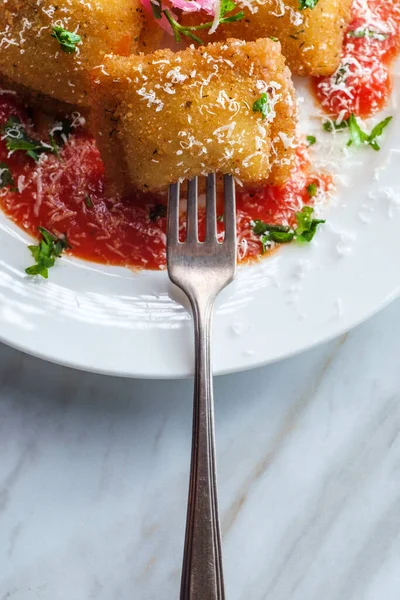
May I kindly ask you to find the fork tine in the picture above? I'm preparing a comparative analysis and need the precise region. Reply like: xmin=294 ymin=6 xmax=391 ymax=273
xmin=186 ymin=177 xmax=198 ymax=243
xmin=206 ymin=173 xmax=217 ymax=241
xmin=223 ymin=174 xmax=236 ymax=252
xmin=168 ymin=182 xmax=180 ymax=244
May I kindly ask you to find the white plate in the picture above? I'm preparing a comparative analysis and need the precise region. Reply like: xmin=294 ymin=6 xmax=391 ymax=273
xmin=0 ymin=73 xmax=399 ymax=379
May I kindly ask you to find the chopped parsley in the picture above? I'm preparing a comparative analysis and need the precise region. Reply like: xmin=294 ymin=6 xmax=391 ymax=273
xmin=307 ymin=182 xmax=318 ymax=197
xmin=269 ymin=36 xmax=279 ymax=42
xmin=0 ymin=162 xmax=15 ymax=189
xmin=322 ymin=119 xmax=348 ymax=132
xmin=220 ymin=0 xmax=238 ymax=16
xmin=26 ymin=227 xmax=70 ymax=279
xmin=149 ymin=203 xmax=167 ymax=221
xmin=347 ymin=114 xmax=392 ymax=151
xmin=306 ymin=135 xmax=316 ymax=146
xmin=295 ymin=206 xmax=325 ymax=242
xmin=163 ymin=1 xmax=244 ymax=44
xmin=51 ymin=26 xmax=81 ymax=54
xmin=348 ymin=29 xmax=388 ymax=41
xmin=252 ymin=93 xmax=270 ymax=120
xmin=84 ymin=195 xmax=93 ymax=208
xmin=1 ymin=116 xmax=57 ymax=162
xmin=252 ymin=206 xmax=325 ymax=253
xmin=252 ymin=220 xmax=291 ymax=236
xmin=334 ymin=66 xmax=348 ymax=86
xmin=299 ymin=0 xmax=319 ymax=9
xmin=252 ymin=221 xmax=295 ymax=252
xmin=323 ymin=113 xmax=392 ymax=151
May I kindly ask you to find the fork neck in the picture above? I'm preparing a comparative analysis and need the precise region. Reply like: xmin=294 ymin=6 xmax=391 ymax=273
xmin=180 ymin=293 xmax=225 ymax=600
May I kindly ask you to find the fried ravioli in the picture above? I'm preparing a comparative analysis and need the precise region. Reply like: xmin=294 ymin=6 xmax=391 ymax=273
xmin=181 ymin=0 xmax=352 ymax=76
xmin=90 ymin=38 xmax=297 ymax=194
xmin=0 ymin=0 xmax=160 ymax=106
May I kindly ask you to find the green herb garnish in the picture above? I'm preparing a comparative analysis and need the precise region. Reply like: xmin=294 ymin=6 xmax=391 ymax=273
xmin=252 ymin=206 xmax=325 ymax=252
xmin=0 ymin=162 xmax=15 ymax=189
xmin=252 ymin=220 xmax=294 ymax=252
xmin=299 ymin=0 xmax=319 ymax=9
xmin=149 ymin=203 xmax=167 ymax=221
xmin=348 ymin=29 xmax=388 ymax=41
xmin=295 ymin=206 xmax=325 ymax=242
xmin=84 ymin=195 xmax=93 ymax=209
xmin=26 ymin=227 xmax=70 ymax=279
xmin=2 ymin=116 xmax=56 ymax=162
xmin=307 ymin=182 xmax=318 ymax=197
xmin=163 ymin=1 xmax=244 ymax=44
xmin=51 ymin=26 xmax=81 ymax=54
xmin=252 ymin=93 xmax=270 ymax=120
xmin=323 ymin=113 xmax=392 ymax=151
xmin=252 ymin=220 xmax=291 ymax=236
xmin=347 ymin=113 xmax=392 ymax=151
xmin=306 ymin=135 xmax=316 ymax=146
xmin=322 ymin=119 xmax=349 ymax=132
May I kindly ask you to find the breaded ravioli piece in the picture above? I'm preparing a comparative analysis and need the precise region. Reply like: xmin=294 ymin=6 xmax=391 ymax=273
xmin=90 ymin=38 xmax=297 ymax=195
xmin=181 ymin=0 xmax=352 ymax=77
xmin=0 ymin=0 xmax=161 ymax=107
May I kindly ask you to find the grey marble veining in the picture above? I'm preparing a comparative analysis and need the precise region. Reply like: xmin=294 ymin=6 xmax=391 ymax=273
xmin=1 ymin=299 xmax=400 ymax=599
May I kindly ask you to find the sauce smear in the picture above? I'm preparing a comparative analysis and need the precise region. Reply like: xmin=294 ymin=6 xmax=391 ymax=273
xmin=313 ymin=0 xmax=400 ymax=118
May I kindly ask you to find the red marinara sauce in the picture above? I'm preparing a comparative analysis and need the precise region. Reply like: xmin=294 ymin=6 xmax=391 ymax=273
xmin=313 ymin=0 xmax=400 ymax=119
xmin=0 ymin=94 xmax=330 ymax=270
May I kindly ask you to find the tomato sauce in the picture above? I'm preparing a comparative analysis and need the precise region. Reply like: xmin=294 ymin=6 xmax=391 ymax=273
xmin=313 ymin=0 xmax=400 ymax=118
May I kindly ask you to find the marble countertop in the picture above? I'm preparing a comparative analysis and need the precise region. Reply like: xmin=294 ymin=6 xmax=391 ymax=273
xmin=1 ymin=298 xmax=400 ymax=600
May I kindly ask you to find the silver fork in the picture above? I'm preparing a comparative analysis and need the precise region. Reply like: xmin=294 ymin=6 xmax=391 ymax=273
xmin=167 ymin=173 xmax=236 ymax=600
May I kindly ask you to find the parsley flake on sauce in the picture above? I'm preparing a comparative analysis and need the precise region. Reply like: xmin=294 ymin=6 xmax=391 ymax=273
xmin=84 ymin=195 xmax=93 ymax=209
xmin=306 ymin=135 xmax=316 ymax=146
xmin=51 ymin=26 xmax=82 ymax=54
xmin=299 ymin=0 xmax=320 ymax=9
xmin=307 ymin=182 xmax=318 ymax=197
xmin=252 ymin=206 xmax=325 ymax=253
xmin=252 ymin=93 xmax=270 ymax=120
xmin=0 ymin=162 xmax=15 ymax=189
xmin=348 ymin=29 xmax=388 ymax=41
xmin=295 ymin=206 xmax=325 ymax=242
xmin=1 ymin=116 xmax=57 ymax=162
xmin=26 ymin=227 xmax=70 ymax=279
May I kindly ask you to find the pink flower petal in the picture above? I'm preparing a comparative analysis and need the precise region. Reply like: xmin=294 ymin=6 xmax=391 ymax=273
xmin=170 ymin=0 xmax=216 ymax=14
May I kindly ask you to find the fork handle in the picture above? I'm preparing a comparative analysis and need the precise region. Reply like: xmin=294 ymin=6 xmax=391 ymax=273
xmin=180 ymin=296 xmax=225 ymax=600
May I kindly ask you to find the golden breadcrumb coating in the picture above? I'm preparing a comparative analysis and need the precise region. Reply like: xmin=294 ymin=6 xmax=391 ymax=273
xmin=0 ymin=0 xmax=160 ymax=106
xmin=181 ymin=0 xmax=353 ymax=76
xmin=90 ymin=38 xmax=297 ymax=194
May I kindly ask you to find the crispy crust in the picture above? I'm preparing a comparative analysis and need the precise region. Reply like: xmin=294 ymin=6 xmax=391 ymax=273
xmin=181 ymin=0 xmax=353 ymax=77
xmin=0 ymin=0 xmax=159 ymax=106
xmin=90 ymin=38 xmax=297 ymax=194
